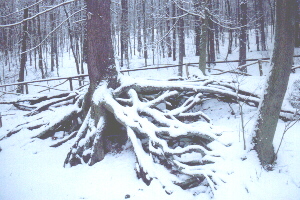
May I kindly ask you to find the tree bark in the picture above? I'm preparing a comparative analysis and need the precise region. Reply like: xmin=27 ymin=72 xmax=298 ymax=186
xmin=50 ymin=0 xmax=56 ymax=72
xmin=295 ymin=7 xmax=300 ymax=47
xmin=64 ymin=0 xmax=119 ymax=167
xmin=166 ymin=2 xmax=172 ymax=58
xmin=193 ymin=0 xmax=201 ymax=57
xmin=172 ymin=1 xmax=176 ymax=61
xmin=199 ymin=8 xmax=208 ymax=76
xmin=178 ymin=1 xmax=185 ymax=76
xmin=239 ymin=0 xmax=247 ymax=70
xmin=86 ymin=0 xmax=117 ymax=90
xmin=253 ymin=0 xmax=296 ymax=168
xmin=120 ymin=0 xmax=129 ymax=68
xmin=207 ymin=1 xmax=215 ymax=69
xmin=17 ymin=8 xmax=28 ymax=94
xmin=63 ymin=6 xmax=80 ymax=75
xmin=142 ymin=0 xmax=148 ymax=66
xmin=257 ymin=0 xmax=266 ymax=51
xmin=225 ymin=0 xmax=232 ymax=55
xmin=36 ymin=0 xmax=45 ymax=79
xmin=137 ymin=0 xmax=142 ymax=56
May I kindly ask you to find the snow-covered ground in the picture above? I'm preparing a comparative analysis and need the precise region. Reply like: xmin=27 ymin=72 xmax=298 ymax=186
xmin=1 ymin=32 xmax=300 ymax=200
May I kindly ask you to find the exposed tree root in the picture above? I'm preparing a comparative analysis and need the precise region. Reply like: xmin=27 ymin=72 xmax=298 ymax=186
xmin=62 ymin=81 xmax=228 ymax=194
xmin=2 ymin=77 xmax=299 ymax=195
xmin=0 ymin=91 xmax=83 ymax=141
xmin=50 ymin=131 xmax=78 ymax=147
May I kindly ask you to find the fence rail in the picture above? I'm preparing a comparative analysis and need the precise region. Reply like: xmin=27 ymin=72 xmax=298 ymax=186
xmin=120 ymin=55 xmax=300 ymax=73
xmin=0 ymin=74 xmax=89 ymax=95
xmin=3 ymin=55 xmax=300 ymax=96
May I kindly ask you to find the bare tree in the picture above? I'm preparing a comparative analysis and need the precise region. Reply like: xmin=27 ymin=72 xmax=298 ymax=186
xmin=17 ymin=8 xmax=29 ymax=93
xmin=253 ymin=0 xmax=297 ymax=168
xmin=120 ymin=0 xmax=129 ymax=68
xmin=178 ymin=0 xmax=185 ymax=76
xmin=239 ymin=0 xmax=247 ymax=69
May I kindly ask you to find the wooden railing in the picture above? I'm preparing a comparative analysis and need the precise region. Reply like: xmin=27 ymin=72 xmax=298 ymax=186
xmin=0 ymin=74 xmax=89 ymax=95
xmin=120 ymin=59 xmax=270 ymax=76
xmin=120 ymin=55 xmax=300 ymax=76
xmin=3 ymin=55 xmax=300 ymax=96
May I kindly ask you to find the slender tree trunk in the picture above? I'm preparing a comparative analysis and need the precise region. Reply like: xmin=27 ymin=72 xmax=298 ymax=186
xmin=137 ymin=1 xmax=142 ymax=56
xmin=63 ymin=6 xmax=80 ymax=75
xmin=50 ymin=0 xmax=56 ymax=72
xmin=142 ymin=0 xmax=148 ymax=66
xmin=151 ymin=0 xmax=155 ymax=65
xmin=268 ymin=0 xmax=275 ymax=34
xmin=225 ymin=0 xmax=232 ymax=55
xmin=199 ymin=8 xmax=208 ymax=75
xmin=178 ymin=1 xmax=185 ymax=76
xmin=214 ymin=0 xmax=220 ymax=55
xmin=253 ymin=0 xmax=296 ymax=168
xmin=193 ymin=0 xmax=201 ymax=56
xmin=37 ymin=1 xmax=45 ymax=79
xmin=120 ymin=0 xmax=129 ymax=68
xmin=239 ymin=0 xmax=247 ymax=70
xmin=166 ymin=3 xmax=172 ymax=58
xmin=17 ymin=8 xmax=29 ymax=94
xmin=207 ymin=1 xmax=215 ymax=68
xmin=257 ymin=0 xmax=266 ymax=51
xmin=172 ymin=1 xmax=176 ymax=61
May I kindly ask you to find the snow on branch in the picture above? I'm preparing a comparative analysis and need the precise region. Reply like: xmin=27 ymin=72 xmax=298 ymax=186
xmin=20 ymin=8 xmax=85 ymax=54
xmin=0 ymin=0 xmax=45 ymax=18
xmin=0 ymin=0 xmax=78 ymax=28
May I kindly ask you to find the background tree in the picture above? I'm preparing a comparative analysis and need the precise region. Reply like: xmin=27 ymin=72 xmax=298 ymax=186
xmin=239 ymin=0 xmax=247 ymax=70
xmin=120 ymin=0 xmax=129 ymax=68
xmin=17 ymin=8 xmax=29 ymax=94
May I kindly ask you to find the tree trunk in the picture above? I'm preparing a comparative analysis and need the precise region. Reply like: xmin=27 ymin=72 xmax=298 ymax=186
xmin=225 ymin=0 xmax=232 ymax=55
xmin=64 ymin=0 xmax=119 ymax=167
xmin=172 ymin=1 xmax=176 ymax=61
xmin=166 ymin=2 xmax=172 ymax=58
xmin=50 ymin=0 xmax=56 ymax=72
xmin=178 ymin=1 xmax=185 ymax=76
xmin=142 ymin=0 xmax=148 ymax=66
xmin=239 ymin=0 xmax=247 ymax=70
xmin=63 ymin=6 xmax=80 ymax=75
xmin=151 ymin=0 xmax=155 ymax=65
xmin=120 ymin=0 xmax=129 ymax=68
xmin=253 ymin=0 xmax=296 ymax=168
xmin=137 ymin=0 xmax=142 ymax=56
xmin=199 ymin=9 xmax=208 ymax=76
xmin=17 ymin=8 xmax=28 ymax=94
xmin=257 ymin=0 xmax=267 ymax=51
xmin=36 ymin=1 xmax=45 ymax=79
xmin=207 ymin=1 xmax=215 ymax=69
xmin=193 ymin=0 xmax=201 ymax=56
xmin=295 ymin=8 xmax=300 ymax=47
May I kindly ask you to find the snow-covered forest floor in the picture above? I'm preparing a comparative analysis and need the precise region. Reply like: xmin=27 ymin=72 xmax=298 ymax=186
xmin=1 ymin=35 xmax=300 ymax=200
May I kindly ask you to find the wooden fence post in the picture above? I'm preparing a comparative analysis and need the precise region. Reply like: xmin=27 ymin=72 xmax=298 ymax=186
xmin=185 ymin=64 xmax=190 ymax=78
xmin=258 ymin=59 xmax=263 ymax=76
xmin=68 ymin=78 xmax=73 ymax=91
xmin=25 ymin=83 xmax=29 ymax=94
xmin=0 ymin=112 xmax=2 ymax=128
